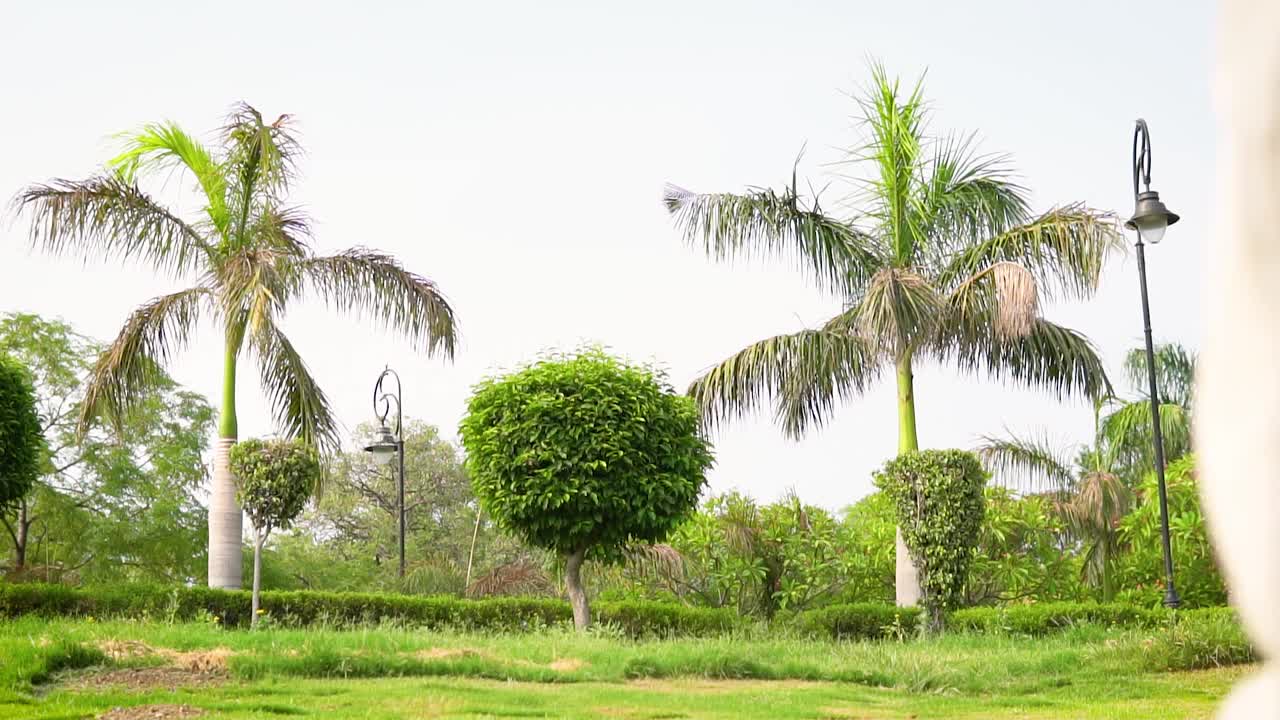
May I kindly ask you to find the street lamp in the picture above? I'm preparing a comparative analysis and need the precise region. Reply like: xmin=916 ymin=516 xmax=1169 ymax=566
xmin=363 ymin=367 xmax=405 ymax=579
xmin=1126 ymin=118 xmax=1181 ymax=609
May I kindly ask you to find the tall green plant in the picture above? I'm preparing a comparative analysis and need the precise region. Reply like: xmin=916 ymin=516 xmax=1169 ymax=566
xmin=874 ymin=450 xmax=987 ymax=631
xmin=0 ymin=356 xmax=43 ymax=512
xmin=11 ymin=105 xmax=457 ymax=589
xmin=664 ymin=65 xmax=1120 ymax=603
xmin=229 ymin=438 xmax=320 ymax=624
xmin=460 ymin=349 xmax=714 ymax=630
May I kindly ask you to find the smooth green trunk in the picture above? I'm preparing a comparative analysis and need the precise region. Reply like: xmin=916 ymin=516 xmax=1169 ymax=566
xmin=894 ymin=352 xmax=923 ymax=608
xmin=896 ymin=354 xmax=919 ymax=453
xmin=218 ymin=331 xmax=242 ymax=439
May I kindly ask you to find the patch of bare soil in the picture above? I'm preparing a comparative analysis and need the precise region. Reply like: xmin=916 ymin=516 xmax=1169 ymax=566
xmin=414 ymin=647 xmax=481 ymax=660
xmin=549 ymin=658 xmax=585 ymax=672
xmin=97 ymin=640 xmax=234 ymax=673
xmin=70 ymin=667 xmax=225 ymax=692
xmin=97 ymin=704 xmax=204 ymax=719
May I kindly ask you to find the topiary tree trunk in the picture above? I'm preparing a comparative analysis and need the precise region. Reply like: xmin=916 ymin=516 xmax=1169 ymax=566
xmin=564 ymin=547 xmax=590 ymax=630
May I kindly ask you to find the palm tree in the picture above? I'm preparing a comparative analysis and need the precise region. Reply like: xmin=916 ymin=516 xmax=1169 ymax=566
xmin=1100 ymin=344 xmax=1195 ymax=479
xmin=664 ymin=66 xmax=1121 ymax=604
xmin=11 ymin=105 xmax=457 ymax=589
xmin=979 ymin=398 xmax=1132 ymax=600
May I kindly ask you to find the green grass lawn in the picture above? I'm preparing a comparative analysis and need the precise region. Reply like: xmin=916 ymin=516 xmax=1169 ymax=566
xmin=0 ymin=617 xmax=1252 ymax=719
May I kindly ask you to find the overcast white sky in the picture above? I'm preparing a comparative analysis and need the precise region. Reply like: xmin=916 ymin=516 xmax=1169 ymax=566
xmin=0 ymin=1 xmax=1213 ymax=511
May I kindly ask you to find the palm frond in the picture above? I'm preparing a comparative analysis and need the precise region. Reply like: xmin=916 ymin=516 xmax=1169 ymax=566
xmin=301 ymin=249 xmax=457 ymax=358
xmin=947 ymin=261 xmax=1040 ymax=339
xmin=843 ymin=267 xmax=942 ymax=355
xmin=663 ymin=183 xmax=881 ymax=296
xmin=222 ymin=103 xmax=303 ymax=247
xmin=251 ymin=324 xmax=339 ymax=453
xmin=78 ymin=287 xmax=210 ymax=433
xmin=975 ymin=433 xmax=1075 ymax=492
xmin=1122 ymin=343 xmax=1196 ymax=409
xmin=852 ymin=62 xmax=928 ymax=265
xmin=1100 ymin=399 xmax=1193 ymax=468
xmin=936 ymin=312 xmax=1112 ymax=401
xmin=108 ymin=121 xmax=229 ymax=232
xmin=11 ymin=177 xmax=211 ymax=277
xmin=918 ymin=133 xmax=1031 ymax=255
xmin=689 ymin=328 xmax=880 ymax=438
xmin=936 ymin=205 xmax=1123 ymax=299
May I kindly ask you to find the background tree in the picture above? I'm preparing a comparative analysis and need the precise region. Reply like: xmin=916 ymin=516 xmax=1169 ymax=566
xmin=875 ymin=450 xmax=987 ymax=631
xmin=0 ymin=355 xmax=43 ymax=517
xmin=460 ymin=349 xmax=714 ymax=630
xmin=1101 ymin=344 xmax=1196 ymax=480
xmin=229 ymin=438 xmax=319 ymax=624
xmin=0 ymin=313 xmax=213 ymax=583
xmin=12 ymin=105 xmax=458 ymax=589
xmin=274 ymin=420 xmax=514 ymax=594
xmin=664 ymin=64 xmax=1120 ymax=605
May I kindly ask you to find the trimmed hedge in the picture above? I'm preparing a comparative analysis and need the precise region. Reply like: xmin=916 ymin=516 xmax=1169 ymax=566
xmin=0 ymin=583 xmax=739 ymax=637
xmin=793 ymin=603 xmax=923 ymax=640
xmin=947 ymin=602 xmax=1168 ymax=635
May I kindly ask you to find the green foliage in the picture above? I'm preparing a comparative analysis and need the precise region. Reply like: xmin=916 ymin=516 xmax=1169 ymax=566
xmin=0 ymin=583 xmax=738 ymax=638
xmin=965 ymin=488 xmax=1082 ymax=604
xmin=834 ymin=492 xmax=896 ymax=604
xmin=875 ymin=450 xmax=987 ymax=626
xmin=230 ymin=439 xmax=320 ymax=537
xmin=0 ymin=312 xmax=214 ymax=584
xmin=460 ymin=349 xmax=714 ymax=561
xmin=0 ymin=355 xmax=43 ymax=510
xmin=1140 ymin=608 xmax=1256 ymax=671
xmin=1117 ymin=455 xmax=1226 ymax=608
xmin=947 ymin=602 xmax=1165 ymax=635
xmin=792 ymin=603 xmax=922 ymax=641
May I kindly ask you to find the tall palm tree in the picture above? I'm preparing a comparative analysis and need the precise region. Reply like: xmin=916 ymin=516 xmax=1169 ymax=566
xmin=11 ymin=105 xmax=457 ymax=589
xmin=664 ymin=66 xmax=1121 ymax=604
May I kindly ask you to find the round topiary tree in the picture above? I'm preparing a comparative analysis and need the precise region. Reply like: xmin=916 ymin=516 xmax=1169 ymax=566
xmin=229 ymin=438 xmax=320 ymax=625
xmin=459 ymin=349 xmax=715 ymax=630
xmin=0 ymin=355 xmax=44 ymax=512
xmin=874 ymin=449 xmax=986 ymax=632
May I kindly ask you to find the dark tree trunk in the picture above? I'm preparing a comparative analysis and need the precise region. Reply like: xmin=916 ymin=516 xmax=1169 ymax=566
xmin=565 ymin=547 xmax=590 ymax=631
xmin=14 ymin=501 xmax=31 ymax=570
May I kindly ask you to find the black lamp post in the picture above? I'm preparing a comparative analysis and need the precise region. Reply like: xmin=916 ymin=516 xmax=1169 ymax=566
xmin=1126 ymin=119 xmax=1181 ymax=609
xmin=363 ymin=367 xmax=405 ymax=579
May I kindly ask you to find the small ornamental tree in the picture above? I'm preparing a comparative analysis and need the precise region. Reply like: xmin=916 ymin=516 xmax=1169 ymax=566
xmin=229 ymin=438 xmax=320 ymax=624
xmin=874 ymin=450 xmax=986 ymax=632
xmin=0 ymin=355 xmax=44 ymax=511
xmin=459 ymin=349 xmax=714 ymax=630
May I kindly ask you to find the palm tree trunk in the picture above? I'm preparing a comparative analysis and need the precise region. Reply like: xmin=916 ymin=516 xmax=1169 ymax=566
xmin=894 ymin=353 xmax=924 ymax=607
xmin=208 ymin=329 xmax=245 ymax=589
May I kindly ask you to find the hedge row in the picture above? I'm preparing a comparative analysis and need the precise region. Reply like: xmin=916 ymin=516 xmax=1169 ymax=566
xmin=0 ymin=584 xmax=1232 ymax=641
xmin=0 ymin=583 xmax=739 ymax=637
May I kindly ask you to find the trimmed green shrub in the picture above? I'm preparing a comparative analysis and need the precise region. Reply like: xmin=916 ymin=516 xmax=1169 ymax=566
xmin=793 ymin=603 xmax=923 ymax=641
xmin=875 ymin=450 xmax=987 ymax=631
xmin=0 ymin=583 xmax=738 ymax=637
xmin=460 ymin=349 xmax=714 ymax=630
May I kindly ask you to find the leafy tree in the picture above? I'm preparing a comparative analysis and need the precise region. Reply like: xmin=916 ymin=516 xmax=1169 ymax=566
xmin=229 ymin=438 xmax=320 ymax=624
xmin=0 ymin=355 xmax=43 ymax=513
xmin=0 ymin=313 xmax=213 ymax=582
xmin=875 ymin=450 xmax=987 ymax=631
xmin=664 ymin=65 xmax=1119 ymax=603
xmin=12 ymin=105 xmax=457 ymax=589
xmin=277 ymin=420 xmax=513 ymax=595
xmin=965 ymin=487 xmax=1082 ymax=604
xmin=1117 ymin=455 xmax=1226 ymax=608
xmin=1101 ymin=344 xmax=1196 ymax=480
xmin=460 ymin=349 xmax=714 ymax=630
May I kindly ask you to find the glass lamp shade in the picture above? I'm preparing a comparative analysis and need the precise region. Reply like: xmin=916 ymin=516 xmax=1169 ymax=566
xmin=1126 ymin=190 xmax=1179 ymax=245
xmin=363 ymin=426 xmax=398 ymax=466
